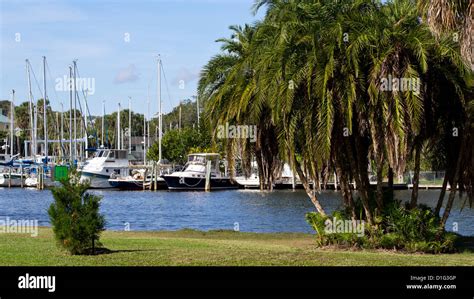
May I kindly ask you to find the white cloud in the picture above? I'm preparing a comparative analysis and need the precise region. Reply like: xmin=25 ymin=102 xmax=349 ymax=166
xmin=172 ymin=67 xmax=200 ymax=86
xmin=114 ymin=64 xmax=139 ymax=84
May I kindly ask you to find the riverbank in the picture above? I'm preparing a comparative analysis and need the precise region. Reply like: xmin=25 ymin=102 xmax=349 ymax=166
xmin=1 ymin=227 xmax=473 ymax=266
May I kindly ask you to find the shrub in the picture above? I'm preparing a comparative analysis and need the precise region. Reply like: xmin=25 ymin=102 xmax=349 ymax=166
xmin=305 ymin=212 xmax=366 ymax=248
xmin=306 ymin=199 xmax=458 ymax=253
xmin=48 ymin=172 xmax=105 ymax=255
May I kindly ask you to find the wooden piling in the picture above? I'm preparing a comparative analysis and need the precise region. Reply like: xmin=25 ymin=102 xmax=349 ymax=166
xmin=155 ymin=163 xmax=159 ymax=191
xmin=38 ymin=167 xmax=42 ymax=190
xmin=205 ymin=160 xmax=211 ymax=192
xmin=150 ymin=163 xmax=155 ymax=191
xmin=8 ymin=167 xmax=12 ymax=188
xmin=143 ymin=168 xmax=148 ymax=191
xmin=20 ymin=165 xmax=23 ymax=188
xmin=36 ymin=167 xmax=40 ymax=189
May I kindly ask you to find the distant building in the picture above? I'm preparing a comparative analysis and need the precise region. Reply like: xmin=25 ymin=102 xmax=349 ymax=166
xmin=0 ymin=108 xmax=10 ymax=131
xmin=127 ymin=136 xmax=157 ymax=161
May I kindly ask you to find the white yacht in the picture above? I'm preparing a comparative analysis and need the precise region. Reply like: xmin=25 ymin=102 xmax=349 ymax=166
xmin=162 ymin=153 xmax=238 ymax=190
xmin=235 ymin=161 xmax=261 ymax=189
xmin=79 ymin=149 xmax=129 ymax=189
xmin=235 ymin=173 xmax=260 ymax=189
xmin=0 ymin=172 xmax=27 ymax=187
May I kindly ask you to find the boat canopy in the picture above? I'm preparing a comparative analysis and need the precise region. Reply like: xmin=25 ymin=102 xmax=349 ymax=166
xmin=95 ymin=149 xmax=128 ymax=160
xmin=185 ymin=153 xmax=221 ymax=174
xmin=187 ymin=153 xmax=220 ymax=163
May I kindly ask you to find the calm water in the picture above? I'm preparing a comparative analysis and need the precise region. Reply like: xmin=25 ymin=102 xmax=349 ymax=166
xmin=0 ymin=188 xmax=472 ymax=235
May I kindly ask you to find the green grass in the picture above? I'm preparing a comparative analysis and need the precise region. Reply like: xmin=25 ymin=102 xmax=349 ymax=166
xmin=0 ymin=227 xmax=473 ymax=266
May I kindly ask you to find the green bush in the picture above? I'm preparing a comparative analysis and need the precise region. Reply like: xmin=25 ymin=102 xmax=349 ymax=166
xmin=48 ymin=173 xmax=105 ymax=255
xmin=305 ymin=212 xmax=366 ymax=248
xmin=306 ymin=200 xmax=458 ymax=253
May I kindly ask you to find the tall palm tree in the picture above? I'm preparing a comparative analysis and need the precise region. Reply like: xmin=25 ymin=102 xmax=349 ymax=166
xmin=199 ymin=24 xmax=282 ymax=190
xmin=418 ymin=0 xmax=473 ymax=225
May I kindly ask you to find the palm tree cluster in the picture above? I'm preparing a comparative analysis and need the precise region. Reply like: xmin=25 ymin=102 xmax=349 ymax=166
xmin=199 ymin=0 xmax=472 ymax=228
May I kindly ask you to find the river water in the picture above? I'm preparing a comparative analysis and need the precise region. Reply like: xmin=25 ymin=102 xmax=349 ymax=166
xmin=0 ymin=188 xmax=472 ymax=235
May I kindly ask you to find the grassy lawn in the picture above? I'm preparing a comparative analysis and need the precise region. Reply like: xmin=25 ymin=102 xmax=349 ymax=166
xmin=0 ymin=227 xmax=473 ymax=266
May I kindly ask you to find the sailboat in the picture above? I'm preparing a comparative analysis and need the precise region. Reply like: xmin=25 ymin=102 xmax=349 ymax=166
xmin=23 ymin=57 xmax=58 ymax=188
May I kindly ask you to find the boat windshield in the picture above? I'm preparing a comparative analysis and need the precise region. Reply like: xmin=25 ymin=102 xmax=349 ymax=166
xmin=107 ymin=151 xmax=115 ymax=159
xmin=184 ymin=154 xmax=220 ymax=174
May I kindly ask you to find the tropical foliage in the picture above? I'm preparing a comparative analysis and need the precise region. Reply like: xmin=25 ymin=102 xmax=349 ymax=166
xmin=198 ymin=0 xmax=473 ymax=246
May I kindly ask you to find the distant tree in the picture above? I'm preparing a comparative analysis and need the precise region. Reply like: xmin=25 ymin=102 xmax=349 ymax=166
xmin=147 ymin=127 xmax=212 ymax=164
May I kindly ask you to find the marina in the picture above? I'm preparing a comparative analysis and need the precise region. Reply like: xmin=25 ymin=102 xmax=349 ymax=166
xmin=0 ymin=2 xmax=473 ymax=292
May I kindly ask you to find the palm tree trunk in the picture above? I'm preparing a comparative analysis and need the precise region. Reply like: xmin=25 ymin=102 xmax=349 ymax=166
xmin=353 ymin=134 xmax=374 ymax=225
xmin=370 ymin=120 xmax=384 ymax=212
xmin=435 ymin=172 xmax=449 ymax=216
xmin=388 ymin=167 xmax=394 ymax=200
xmin=440 ymin=134 xmax=466 ymax=228
xmin=336 ymin=160 xmax=356 ymax=220
xmin=294 ymin=156 xmax=326 ymax=216
xmin=375 ymin=157 xmax=384 ymax=212
xmin=410 ymin=142 xmax=421 ymax=209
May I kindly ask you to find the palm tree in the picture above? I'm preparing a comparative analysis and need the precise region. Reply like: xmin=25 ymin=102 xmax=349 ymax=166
xmin=199 ymin=24 xmax=282 ymax=190
xmin=200 ymin=0 xmax=472 ymax=226
xmin=418 ymin=0 xmax=473 ymax=225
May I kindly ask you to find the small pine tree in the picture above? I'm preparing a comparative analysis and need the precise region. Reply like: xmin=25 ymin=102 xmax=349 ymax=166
xmin=48 ymin=171 xmax=105 ymax=255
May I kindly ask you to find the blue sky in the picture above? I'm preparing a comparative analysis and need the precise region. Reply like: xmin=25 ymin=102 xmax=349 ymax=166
xmin=0 ymin=0 xmax=263 ymax=116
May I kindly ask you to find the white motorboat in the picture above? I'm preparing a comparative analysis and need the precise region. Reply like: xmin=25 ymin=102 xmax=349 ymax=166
xmin=162 ymin=153 xmax=238 ymax=191
xmin=79 ymin=149 xmax=130 ymax=189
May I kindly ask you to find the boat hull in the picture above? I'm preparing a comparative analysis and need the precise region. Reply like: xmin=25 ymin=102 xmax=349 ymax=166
xmin=108 ymin=178 xmax=167 ymax=190
xmin=80 ymin=172 xmax=114 ymax=189
xmin=24 ymin=177 xmax=59 ymax=188
xmin=162 ymin=175 xmax=238 ymax=191
xmin=0 ymin=174 xmax=24 ymax=187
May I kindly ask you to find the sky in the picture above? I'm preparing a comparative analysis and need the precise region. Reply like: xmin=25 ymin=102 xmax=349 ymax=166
xmin=0 ymin=0 xmax=264 ymax=117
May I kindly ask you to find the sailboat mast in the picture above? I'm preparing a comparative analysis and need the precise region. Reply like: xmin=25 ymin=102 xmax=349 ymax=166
xmin=102 ymin=100 xmax=105 ymax=147
xmin=10 ymin=89 xmax=15 ymax=157
xmin=69 ymin=66 xmax=73 ymax=162
xmin=157 ymin=55 xmax=162 ymax=163
xmin=147 ymin=86 xmax=150 ymax=149
xmin=179 ymin=100 xmax=181 ymax=131
xmin=197 ymin=95 xmax=200 ymax=128
xmin=26 ymin=60 xmax=35 ymax=157
xmin=145 ymin=86 xmax=150 ymax=164
xmin=129 ymin=97 xmax=132 ymax=154
xmin=83 ymin=90 xmax=89 ymax=159
xmin=42 ymin=56 xmax=48 ymax=161
xmin=34 ymin=103 xmax=38 ymax=158
xmin=60 ymin=102 xmax=64 ymax=159
xmin=73 ymin=60 xmax=77 ymax=161
xmin=117 ymin=103 xmax=121 ymax=150
xmin=143 ymin=106 xmax=146 ymax=164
